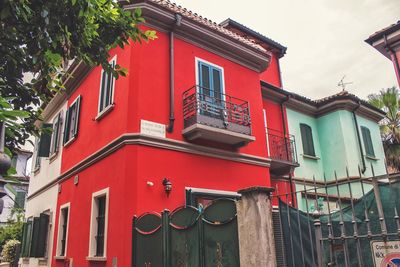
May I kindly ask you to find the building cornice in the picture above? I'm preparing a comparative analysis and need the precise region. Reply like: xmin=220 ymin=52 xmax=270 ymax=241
xmin=27 ymin=133 xmax=271 ymax=200
xmin=261 ymin=82 xmax=385 ymax=122
xmin=124 ymin=1 xmax=271 ymax=72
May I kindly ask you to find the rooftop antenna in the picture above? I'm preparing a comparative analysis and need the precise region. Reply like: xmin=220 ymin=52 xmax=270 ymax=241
xmin=337 ymin=75 xmax=353 ymax=91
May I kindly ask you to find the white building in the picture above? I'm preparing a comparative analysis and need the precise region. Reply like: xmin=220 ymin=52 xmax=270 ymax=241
xmin=21 ymin=93 xmax=67 ymax=267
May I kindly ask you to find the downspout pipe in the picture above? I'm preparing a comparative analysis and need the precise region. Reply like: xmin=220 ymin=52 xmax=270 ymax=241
xmin=353 ymin=102 xmax=367 ymax=173
xmin=280 ymin=95 xmax=296 ymax=203
xmin=167 ymin=14 xmax=182 ymax=133
xmin=384 ymin=34 xmax=400 ymax=86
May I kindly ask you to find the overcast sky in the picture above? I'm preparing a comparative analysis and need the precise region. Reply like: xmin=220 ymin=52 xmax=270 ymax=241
xmin=173 ymin=0 xmax=399 ymax=100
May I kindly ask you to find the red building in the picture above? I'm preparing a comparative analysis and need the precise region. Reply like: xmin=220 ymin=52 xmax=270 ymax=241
xmin=23 ymin=1 xmax=298 ymax=266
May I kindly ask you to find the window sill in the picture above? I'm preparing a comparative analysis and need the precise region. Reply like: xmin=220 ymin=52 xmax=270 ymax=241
xmin=86 ymin=256 xmax=107 ymax=262
xmin=63 ymin=136 xmax=76 ymax=148
xmin=38 ymin=258 xmax=48 ymax=265
xmin=365 ymin=155 xmax=379 ymax=161
xmin=33 ymin=167 xmax=41 ymax=175
xmin=95 ymin=104 xmax=115 ymax=121
xmin=54 ymin=256 xmax=66 ymax=261
xmin=49 ymin=151 xmax=59 ymax=163
xmin=302 ymin=154 xmax=320 ymax=160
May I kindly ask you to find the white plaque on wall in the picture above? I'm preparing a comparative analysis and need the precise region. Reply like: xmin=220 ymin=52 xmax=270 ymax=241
xmin=140 ymin=120 xmax=166 ymax=138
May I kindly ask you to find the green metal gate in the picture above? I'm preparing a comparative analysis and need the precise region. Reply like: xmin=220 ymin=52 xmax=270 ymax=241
xmin=132 ymin=198 xmax=239 ymax=267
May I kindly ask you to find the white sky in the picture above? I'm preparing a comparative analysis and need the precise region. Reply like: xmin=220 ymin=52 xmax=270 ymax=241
xmin=173 ymin=0 xmax=400 ymax=100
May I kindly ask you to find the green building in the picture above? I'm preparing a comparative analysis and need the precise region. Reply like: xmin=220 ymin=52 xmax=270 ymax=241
xmin=264 ymin=84 xmax=387 ymax=212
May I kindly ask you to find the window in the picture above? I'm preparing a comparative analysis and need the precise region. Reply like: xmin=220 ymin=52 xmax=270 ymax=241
xmin=361 ymin=126 xmax=375 ymax=157
xmin=196 ymin=59 xmax=224 ymax=102
xmin=300 ymin=123 xmax=315 ymax=157
xmin=49 ymin=112 xmax=62 ymax=156
xmin=98 ymin=57 xmax=116 ymax=114
xmin=14 ymin=190 xmax=26 ymax=209
xmin=88 ymin=188 xmax=109 ymax=259
xmin=20 ymin=213 xmax=50 ymax=258
xmin=186 ymin=188 xmax=239 ymax=209
xmin=56 ymin=203 xmax=70 ymax=257
xmin=63 ymin=96 xmax=81 ymax=146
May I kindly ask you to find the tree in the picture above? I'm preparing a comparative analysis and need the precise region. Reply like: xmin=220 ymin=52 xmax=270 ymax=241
xmin=0 ymin=0 xmax=156 ymax=150
xmin=368 ymin=87 xmax=400 ymax=172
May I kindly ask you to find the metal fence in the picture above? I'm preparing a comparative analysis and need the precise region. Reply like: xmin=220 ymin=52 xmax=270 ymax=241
xmin=132 ymin=198 xmax=239 ymax=267
xmin=273 ymin=165 xmax=400 ymax=267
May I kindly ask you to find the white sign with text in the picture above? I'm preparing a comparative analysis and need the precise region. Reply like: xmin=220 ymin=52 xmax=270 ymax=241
xmin=140 ymin=120 xmax=166 ymax=138
xmin=371 ymin=240 xmax=400 ymax=266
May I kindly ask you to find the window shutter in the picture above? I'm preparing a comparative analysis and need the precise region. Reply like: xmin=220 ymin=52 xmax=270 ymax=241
xmin=20 ymin=222 xmax=28 ymax=257
xmin=30 ymin=217 xmax=40 ymax=257
xmin=361 ymin=126 xmax=375 ymax=157
xmin=73 ymin=96 xmax=81 ymax=138
xmin=300 ymin=123 xmax=315 ymax=156
xmin=38 ymin=123 xmax=53 ymax=157
xmin=36 ymin=213 xmax=50 ymax=258
xmin=22 ymin=220 xmax=33 ymax=258
xmin=63 ymin=108 xmax=70 ymax=145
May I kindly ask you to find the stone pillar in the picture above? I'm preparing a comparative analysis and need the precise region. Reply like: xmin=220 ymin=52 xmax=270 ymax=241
xmin=236 ymin=186 xmax=276 ymax=267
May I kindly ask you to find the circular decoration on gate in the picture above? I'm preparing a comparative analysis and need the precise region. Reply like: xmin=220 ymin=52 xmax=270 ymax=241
xmin=202 ymin=198 xmax=237 ymax=225
xmin=169 ymin=206 xmax=200 ymax=230
xmin=381 ymin=252 xmax=400 ymax=267
xmin=134 ymin=212 xmax=162 ymax=235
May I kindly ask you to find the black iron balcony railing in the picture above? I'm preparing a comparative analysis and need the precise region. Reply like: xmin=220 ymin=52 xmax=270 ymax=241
xmin=267 ymin=128 xmax=298 ymax=164
xmin=183 ymin=85 xmax=252 ymax=136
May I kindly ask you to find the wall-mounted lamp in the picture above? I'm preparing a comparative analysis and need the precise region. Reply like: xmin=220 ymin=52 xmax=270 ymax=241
xmin=162 ymin=178 xmax=172 ymax=197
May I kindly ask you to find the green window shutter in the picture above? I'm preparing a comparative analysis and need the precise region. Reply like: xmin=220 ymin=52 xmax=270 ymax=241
xmin=99 ymin=70 xmax=107 ymax=112
xmin=30 ymin=217 xmax=40 ymax=257
xmin=50 ymin=112 xmax=62 ymax=154
xmin=14 ymin=191 xmax=26 ymax=209
xmin=300 ymin=123 xmax=315 ymax=156
xmin=72 ymin=96 xmax=81 ymax=138
xmin=36 ymin=213 xmax=50 ymax=258
xmin=63 ymin=108 xmax=70 ymax=145
xmin=361 ymin=126 xmax=375 ymax=157
xmin=20 ymin=222 xmax=28 ymax=257
xmin=22 ymin=220 xmax=33 ymax=258
xmin=38 ymin=123 xmax=53 ymax=157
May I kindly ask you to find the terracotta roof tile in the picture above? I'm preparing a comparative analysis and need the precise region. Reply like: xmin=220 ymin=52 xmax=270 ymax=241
xmin=149 ymin=0 xmax=269 ymax=54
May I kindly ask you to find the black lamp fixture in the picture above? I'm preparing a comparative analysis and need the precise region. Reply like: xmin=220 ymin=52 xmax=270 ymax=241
xmin=162 ymin=178 xmax=172 ymax=197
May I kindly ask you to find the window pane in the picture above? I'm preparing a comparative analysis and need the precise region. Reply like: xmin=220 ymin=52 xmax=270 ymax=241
xmin=361 ymin=127 xmax=375 ymax=157
xmin=212 ymin=68 xmax=222 ymax=100
xmin=200 ymin=64 xmax=211 ymax=95
xmin=61 ymin=208 xmax=68 ymax=256
xmin=96 ymin=196 xmax=106 ymax=256
xmin=300 ymin=124 xmax=315 ymax=156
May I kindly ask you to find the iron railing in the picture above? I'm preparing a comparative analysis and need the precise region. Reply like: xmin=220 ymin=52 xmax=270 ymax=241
xmin=267 ymin=128 xmax=298 ymax=164
xmin=182 ymin=85 xmax=252 ymax=135
xmin=272 ymin=164 xmax=400 ymax=267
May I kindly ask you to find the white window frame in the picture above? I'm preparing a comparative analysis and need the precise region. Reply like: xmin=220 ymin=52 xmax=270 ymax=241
xmin=87 ymin=187 xmax=109 ymax=259
xmin=56 ymin=203 xmax=70 ymax=258
xmin=97 ymin=56 xmax=117 ymax=118
xmin=194 ymin=57 xmax=226 ymax=101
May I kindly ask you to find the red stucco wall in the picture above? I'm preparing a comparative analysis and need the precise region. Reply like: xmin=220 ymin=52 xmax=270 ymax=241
xmin=54 ymin=25 xmax=279 ymax=266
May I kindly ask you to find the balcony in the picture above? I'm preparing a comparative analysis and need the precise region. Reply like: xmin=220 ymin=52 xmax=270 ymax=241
xmin=267 ymin=129 xmax=299 ymax=175
xmin=182 ymin=86 xmax=255 ymax=147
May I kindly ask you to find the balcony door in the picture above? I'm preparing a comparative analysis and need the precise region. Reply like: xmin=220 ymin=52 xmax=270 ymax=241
xmin=197 ymin=59 xmax=225 ymax=117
